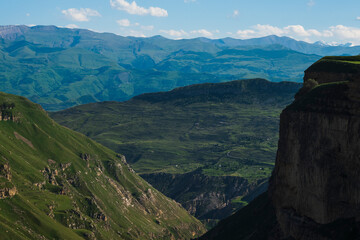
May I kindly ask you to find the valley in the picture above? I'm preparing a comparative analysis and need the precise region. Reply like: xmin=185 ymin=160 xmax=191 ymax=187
xmin=1 ymin=23 xmax=359 ymax=239
xmin=51 ymin=79 xmax=301 ymax=226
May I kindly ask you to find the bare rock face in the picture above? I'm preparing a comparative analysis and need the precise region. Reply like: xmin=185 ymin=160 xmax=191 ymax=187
xmin=0 ymin=162 xmax=12 ymax=181
xmin=0 ymin=162 xmax=17 ymax=199
xmin=269 ymin=65 xmax=360 ymax=239
xmin=0 ymin=187 xmax=17 ymax=199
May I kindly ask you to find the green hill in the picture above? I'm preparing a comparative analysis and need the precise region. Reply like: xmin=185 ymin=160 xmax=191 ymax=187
xmin=51 ymin=79 xmax=301 ymax=225
xmin=0 ymin=92 xmax=205 ymax=239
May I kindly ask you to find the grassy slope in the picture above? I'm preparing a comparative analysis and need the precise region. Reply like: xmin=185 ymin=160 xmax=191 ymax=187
xmin=51 ymin=79 xmax=301 ymax=180
xmin=306 ymin=55 xmax=360 ymax=73
xmin=0 ymin=92 xmax=205 ymax=239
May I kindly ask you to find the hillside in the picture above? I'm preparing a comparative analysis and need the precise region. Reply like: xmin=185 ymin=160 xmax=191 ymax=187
xmin=0 ymin=25 xmax=319 ymax=110
xmin=199 ymin=56 xmax=360 ymax=239
xmin=51 ymin=79 xmax=301 ymax=226
xmin=0 ymin=92 xmax=205 ymax=239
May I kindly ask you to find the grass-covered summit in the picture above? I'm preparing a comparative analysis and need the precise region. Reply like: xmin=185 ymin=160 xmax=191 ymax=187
xmin=0 ymin=91 xmax=205 ymax=239
xmin=306 ymin=56 xmax=360 ymax=74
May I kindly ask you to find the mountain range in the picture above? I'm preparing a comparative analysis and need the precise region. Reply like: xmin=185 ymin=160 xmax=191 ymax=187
xmin=0 ymin=25 xmax=327 ymax=110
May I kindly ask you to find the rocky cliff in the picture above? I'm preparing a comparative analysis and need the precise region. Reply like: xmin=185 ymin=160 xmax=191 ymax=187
xmin=269 ymin=57 xmax=360 ymax=239
xmin=142 ymin=170 xmax=268 ymax=224
xmin=200 ymin=56 xmax=360 ymax=240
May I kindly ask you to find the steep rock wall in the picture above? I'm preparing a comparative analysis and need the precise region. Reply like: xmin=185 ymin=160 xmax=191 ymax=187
xmin=270 ymin=76 xmax=360 ymax=239
xmin=142 ymin=170 xmax=268 ymax=221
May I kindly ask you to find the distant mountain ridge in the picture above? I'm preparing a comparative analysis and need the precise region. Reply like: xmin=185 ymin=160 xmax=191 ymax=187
xmin=1 ymin=25 xmax=359 ymax=56
xmin=0 ymin=25 xmax=319 ymax=110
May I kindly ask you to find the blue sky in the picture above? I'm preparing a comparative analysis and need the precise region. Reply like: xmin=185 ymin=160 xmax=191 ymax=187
xmin=2 ymin=0 xmax=360 ymax=45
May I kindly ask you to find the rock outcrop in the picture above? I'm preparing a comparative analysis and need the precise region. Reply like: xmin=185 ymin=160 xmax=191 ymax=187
xmin=199 ymin=57 xmax=360 ymax=240
xmin=269 ymin=57 xmax=360 ymax=239
xmin=142 ymin=170 xmax=267 ymax=223
xmin=0 ymin=161 xmax=17 ymax=199
xmin=304 ymin=56 xmax=360 ymax=84
xmin=0 ymin=102 xmax=18 ymax=121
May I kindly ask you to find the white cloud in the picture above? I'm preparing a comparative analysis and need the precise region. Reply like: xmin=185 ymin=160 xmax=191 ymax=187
xmin=357 ymin=17 xmax=360 ymax=20
xmin=159 ymin=29 xmax=218 ymax=39
xmin=329 ymin=25 xmax=360 ymax=39
xmin=141 ymin=25 xmax=154 ymax=31
xmin=190 ymin=29 xmax=213 ymax=37
xmin=160 ymin=29 xmax=188 ymax=37
xmin=284 ymin=25 xmax=312 ymax=37
xmin=117 ymin=19 xmax=154 ymax=31
xmin=110 ymin=0 xmax=168 ymax=17
xmin=127 ymin=30 xmax=146 ymax=37
xmin=26 ymin=13 xmax=30 ymax=17
xmin=66 ymin=24 xmax=80 ymax=29
xmin=235 ymin=24 xmax=360 ymax=45
xmin=117 ymin=19 xmax=131 ymax=27
xmin=307 ymin=0 xmax=315 ymax=7
xmin=236 ymin=24 xmax=331 ymax=39
xmin=62 ymin=8 xmax=101 ymax=22
xmin=233 ymin=10 xmax=239 ymax=18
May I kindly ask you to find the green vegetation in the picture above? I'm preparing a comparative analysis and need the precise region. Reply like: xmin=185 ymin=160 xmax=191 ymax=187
xmin=52 ymin=79 xmax=300 ymax=224
xmin=0 ymin=91 xmax=205 ymax=239
xmin=306 ymin=56 xmax=360 ymax=73
xmin=290 ymin=81 xmax=349 ymax=112
xmin=52 ymin=79 xmax=300 ymax=179
xmin=0 ymin=26 xmax=319 ymax=111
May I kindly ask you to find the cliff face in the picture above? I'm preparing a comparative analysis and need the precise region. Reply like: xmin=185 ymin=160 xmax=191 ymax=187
xmin=270 ymin=58 xmax=360 ymax=239
xmin=199 ymin=57 xmax=360 ymax=240
xmin=142 ymin=170 xmax=268 ymax=222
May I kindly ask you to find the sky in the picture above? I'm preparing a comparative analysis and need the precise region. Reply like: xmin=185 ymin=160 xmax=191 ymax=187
xmin=1 ymin=0 xmax=360 ymax=45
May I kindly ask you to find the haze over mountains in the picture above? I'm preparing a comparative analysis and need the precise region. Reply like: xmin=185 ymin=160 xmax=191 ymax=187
xmin=1 ymin=24 xmax=352 ymax=110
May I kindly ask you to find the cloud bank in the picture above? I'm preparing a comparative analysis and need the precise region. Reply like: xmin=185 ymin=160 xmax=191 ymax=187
xmin=110 ymin=0 xmax=168 ymax=17
xmin=62 ymin=8 xmax=101 ymax=22
xmin=236 ymin=24 xmax=360 ymax=45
